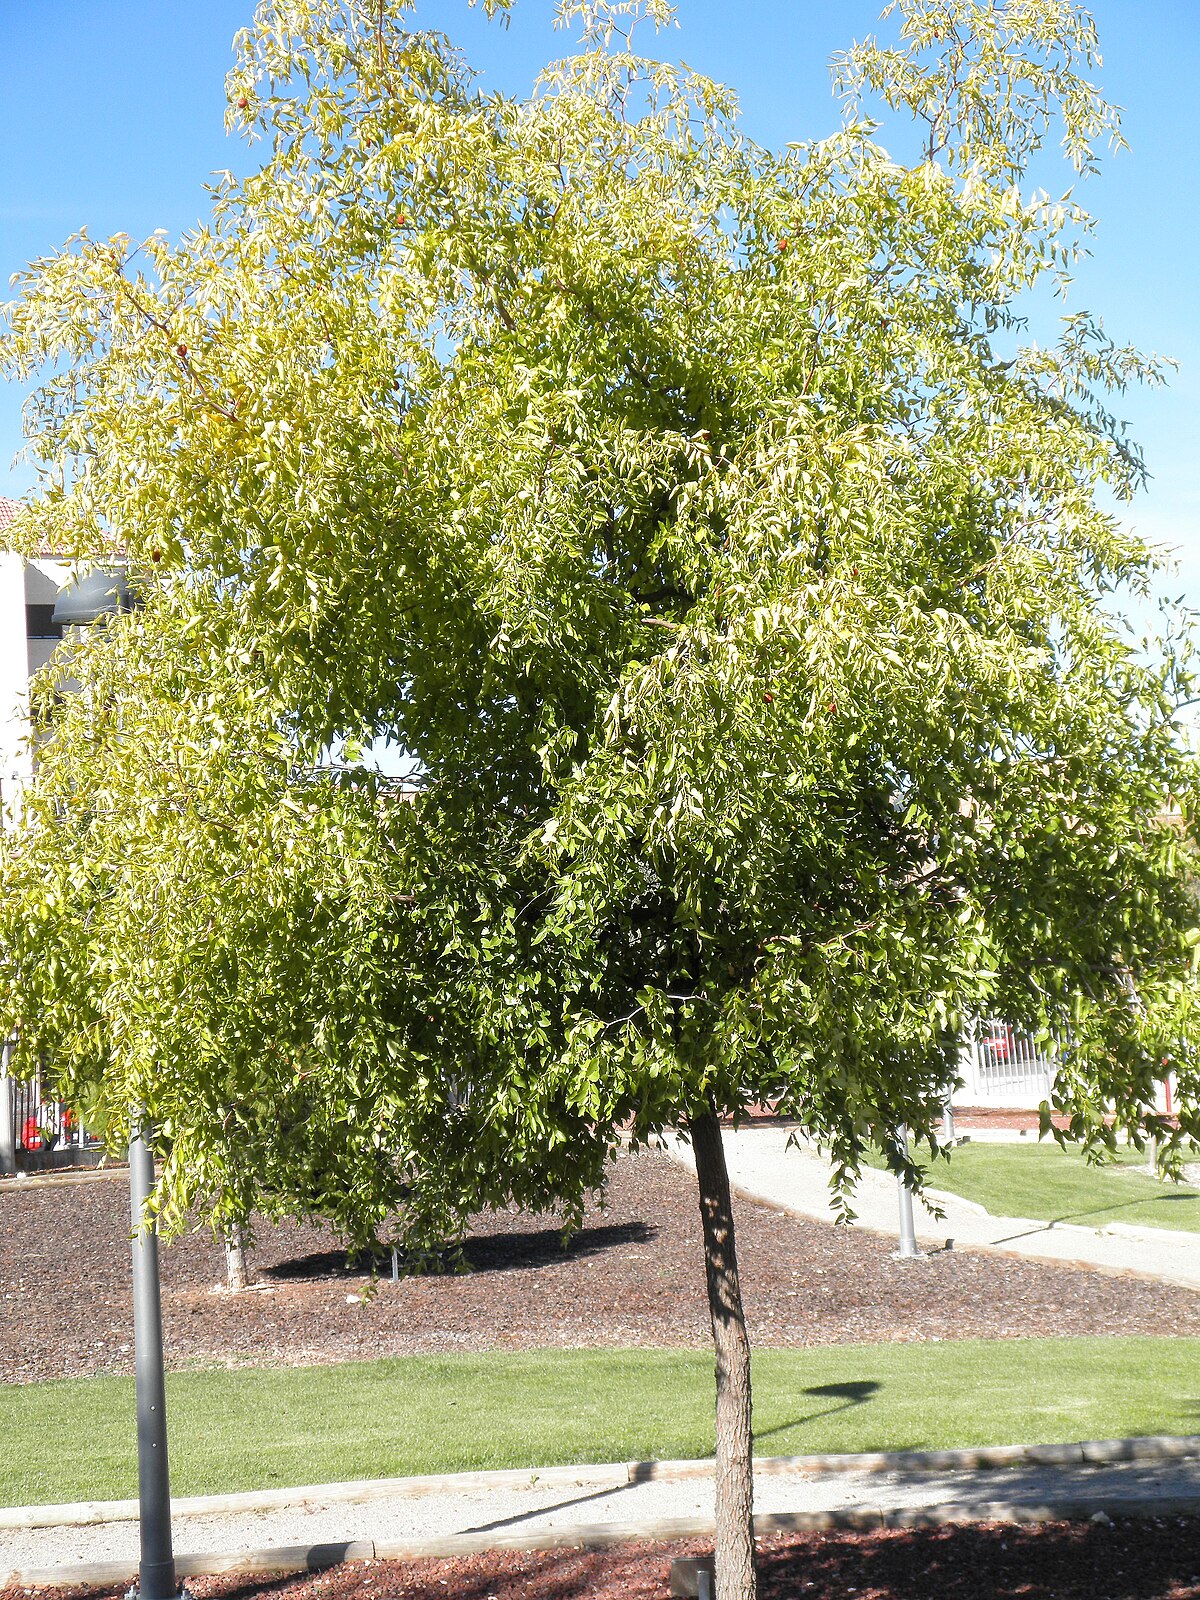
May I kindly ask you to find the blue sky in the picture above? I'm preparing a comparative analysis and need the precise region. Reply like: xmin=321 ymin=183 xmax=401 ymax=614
xmin=1 ymin=1 xmax=1196 ymax=607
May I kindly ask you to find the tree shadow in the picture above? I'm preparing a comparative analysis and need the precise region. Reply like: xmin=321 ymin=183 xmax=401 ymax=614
xmin=1050 ymin=1191 xmax=1199 ymax=1228
xmin=753 ymin=1379 xmax=881 ymax=1445
xmin=459 ymin=1477 xmax=632 ymax=1534
xmin=753 ymin=1519 xmax=1200 ymax=1599
xmin=986 ymin=1191 xmax=1200 ymax=1244
xmin=260 ymin=1220 xmax=657 ymax=1282
xmin=258 ymin=1249 xmax=391 ymax=1281
xmin=461 ymin=1219 xmax=656 ymax=1272
xmin=204 ymin=1521 xmax=1200 ymax=1600
xmin=213 ymin=1542 xmax=643 ymax=1600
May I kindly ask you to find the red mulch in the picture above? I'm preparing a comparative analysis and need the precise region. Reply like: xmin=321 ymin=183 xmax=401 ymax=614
xmin=951 ymin=1109 xmax=1074 ymax=1131
xmin=2 ymin=1149 xmax=1198 ymax=1384
xmin=6 ymin=1521 xmax=1200 ymax=1600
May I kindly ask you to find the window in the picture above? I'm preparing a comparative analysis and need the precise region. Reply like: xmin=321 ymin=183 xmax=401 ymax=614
xmin=25 ymin=605 xmax=62 ymax=640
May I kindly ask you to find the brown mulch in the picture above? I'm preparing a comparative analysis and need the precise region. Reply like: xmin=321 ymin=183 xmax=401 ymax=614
xmin=7 ymin=1522 xmax=1200 ymax=1600
xmin=952 ymin=1108 xmax=1077 ymax=1130
xmin=2 ymin=1148 xmax=1198 ymax=1385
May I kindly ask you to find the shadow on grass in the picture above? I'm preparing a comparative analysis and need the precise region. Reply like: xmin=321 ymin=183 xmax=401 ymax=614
xmin=980 ymin=1184 xmax=1200 ymax=1245
xmin=1054 ymin=1190 xmax=1199 ymax=1227
xmin=260 ymin=1220 xmax=657 ymax=1282
xmin=753 ymin=1379 xmax=881 ymax=1446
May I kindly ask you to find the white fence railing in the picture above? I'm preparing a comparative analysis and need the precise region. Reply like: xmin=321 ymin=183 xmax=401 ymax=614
xmin=957 ymin=1021 xmax=1056 ymax=1108
xmin=1 ymin=1042 xmax=102 ymax=1173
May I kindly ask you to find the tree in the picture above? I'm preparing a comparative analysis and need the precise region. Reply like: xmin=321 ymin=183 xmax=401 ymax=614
xmin=3 ymin=2 xmax=1200 ymax=1596
xmin=0 ymin=607 xmax=616 ymax=1251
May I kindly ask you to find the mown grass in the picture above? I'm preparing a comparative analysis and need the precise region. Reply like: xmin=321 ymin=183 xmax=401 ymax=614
xmin=4 ymin=1337 xmax=1200 ymax=1507
xmin=879 ymin=1140 xmax=1200 ymax=1232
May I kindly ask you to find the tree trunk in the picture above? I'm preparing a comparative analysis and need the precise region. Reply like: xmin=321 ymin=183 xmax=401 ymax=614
xmin=690 ymin=1109 xmax=757 ymax=1600
xmin=224 ymin=1222 xmax=250 ymax=1292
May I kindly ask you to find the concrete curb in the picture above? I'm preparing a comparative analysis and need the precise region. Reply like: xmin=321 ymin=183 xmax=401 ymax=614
xmin=0 ymin=1462 xmax=631 ymax=1530
xmin=9 ymin=1495 xmax=1200 ymax=1588
xmin=6 ymin=1436 xmax=1200 ymax=1532
xmin=0 ymin=1167 xmax=125 ymax=1193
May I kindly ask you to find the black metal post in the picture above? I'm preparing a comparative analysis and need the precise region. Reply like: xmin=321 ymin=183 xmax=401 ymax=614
xmin=128 ymin=1118 xmax=181 ymax=1600
xmin=46 ymin=586 xmax=177 ymax=1596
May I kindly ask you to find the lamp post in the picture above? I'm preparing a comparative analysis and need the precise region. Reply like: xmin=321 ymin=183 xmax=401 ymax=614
xmin=128 ymin=1118 xmax=181 ymax=1600
xmin=52 ymin=570 xmax=186 ymax=1600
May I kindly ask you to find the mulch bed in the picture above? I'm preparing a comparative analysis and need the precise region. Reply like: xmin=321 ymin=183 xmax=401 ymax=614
xmin=952 ymin=1108 xmax=1077 ymax=1131
xmin=1 ymin=1149 xmax=1197 ymax=1385
xmin=6 ymin=1521 xmax=1200 ymax=1600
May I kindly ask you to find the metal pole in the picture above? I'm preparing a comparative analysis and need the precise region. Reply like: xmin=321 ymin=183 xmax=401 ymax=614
xmin=941 ymin=1082 xmax=955 ymax=1147
xmin=0 ymin=1040 xmax=15 ymax=1177
xmin=129 ymin=1117 xmax=182 ymax=1600
xmin=896 ymin=1124 xmax=920 ymax=1260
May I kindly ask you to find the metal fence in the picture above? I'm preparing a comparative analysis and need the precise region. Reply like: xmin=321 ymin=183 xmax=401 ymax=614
xmin=1 ymin=1054 xmax=102 ymax=1172
xmin=11 ymin=1077 xmax=97 ymax=1153
xmin=958 ymin=1020 xmax=1056 ymax=1106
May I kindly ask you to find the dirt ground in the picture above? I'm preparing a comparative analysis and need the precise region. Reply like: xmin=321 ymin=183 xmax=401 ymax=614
xmin=1 ymin=1148 xmax=1197 ymax=1384
xmin=6 ymin=1520 xmax=1200 ymax=1600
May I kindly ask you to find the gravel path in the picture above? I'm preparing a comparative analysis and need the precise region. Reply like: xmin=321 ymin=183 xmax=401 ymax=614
xmin=1 ymin=1150 xmax=1197 ymax=1385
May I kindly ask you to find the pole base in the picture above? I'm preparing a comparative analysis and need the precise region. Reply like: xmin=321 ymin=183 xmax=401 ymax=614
xmin=670 ymin=1556 xmax=715 ymax=1598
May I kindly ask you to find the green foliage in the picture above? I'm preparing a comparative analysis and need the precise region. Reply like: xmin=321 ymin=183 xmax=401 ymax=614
xmin=0 ymin=603 xmax=613 ymax=1244
xmin=1 ymin=0 xmax=1198 ymax=1238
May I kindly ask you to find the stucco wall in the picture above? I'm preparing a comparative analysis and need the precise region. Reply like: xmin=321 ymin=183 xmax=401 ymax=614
xmin=0 ymin=555 xmax=72 ymax=821
xmin=0 ymin=552 xmax=29 ymax=809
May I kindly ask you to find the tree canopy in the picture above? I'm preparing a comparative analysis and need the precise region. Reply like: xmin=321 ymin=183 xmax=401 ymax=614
xmin=4 ymin=0 xmax=1197 ymax=1191
xmin=3 ymin=3 xmax=1199 ymax=1591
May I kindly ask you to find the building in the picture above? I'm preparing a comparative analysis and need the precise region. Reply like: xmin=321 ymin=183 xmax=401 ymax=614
xmin=0 ymin=496 xmax=73 ymax=825
xmin=0 ymin=497 xmax=93 ymax=1170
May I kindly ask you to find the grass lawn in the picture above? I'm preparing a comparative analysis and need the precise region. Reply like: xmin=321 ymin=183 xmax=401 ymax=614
xmin=884 ymin=1140 xmax=1200 ymax=1232
xmin=3 ymin=1337 xmax=1200 ymax=1507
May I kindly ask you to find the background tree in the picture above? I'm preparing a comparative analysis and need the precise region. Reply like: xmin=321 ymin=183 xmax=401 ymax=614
xmin=4 ymin=2 xmax=1200 ymax=1596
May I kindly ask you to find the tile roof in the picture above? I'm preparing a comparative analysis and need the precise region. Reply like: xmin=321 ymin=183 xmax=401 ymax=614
xmin=0 ymin=496 xmax=20 ymax=530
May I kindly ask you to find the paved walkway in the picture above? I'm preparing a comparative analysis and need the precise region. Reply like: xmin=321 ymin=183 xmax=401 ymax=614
xmin=6 ymin=1450 xmax=1200 ymax=1582
xmin=666 ymin=1127 xmax=1200 ymax=1290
